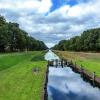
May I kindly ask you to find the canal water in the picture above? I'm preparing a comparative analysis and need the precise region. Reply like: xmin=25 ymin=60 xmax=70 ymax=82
xmin=45 ymin=50 xmax=100 ymax=100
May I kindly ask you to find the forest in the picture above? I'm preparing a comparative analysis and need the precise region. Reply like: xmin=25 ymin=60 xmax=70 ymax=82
xmin=0 ymin=15 xmax=47 ymax=52
xmin=53 ymin=28 xmax=100 ymax=52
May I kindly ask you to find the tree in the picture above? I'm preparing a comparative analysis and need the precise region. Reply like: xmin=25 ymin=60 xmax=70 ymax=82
xmin=53 ymin=28 xmax=100 ymax=52
xmin=0 ymin=15 xmax=47 ymax=52
xmin=0 ymin=15 xmax=6 ymax=26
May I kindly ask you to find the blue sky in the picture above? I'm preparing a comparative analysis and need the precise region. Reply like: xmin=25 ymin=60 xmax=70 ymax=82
xmin=50 ymin=0 xmax=78 ymax=12
xmin=0 ymin=0 xmax=100 ymax=47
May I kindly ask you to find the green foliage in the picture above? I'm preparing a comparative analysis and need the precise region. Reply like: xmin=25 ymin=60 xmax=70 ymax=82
xmin=0 ymin=15 xmax=6 ymax=26
xmin=0 ymin=51 xmax=47 ymax=100
xmin=0 ymin=15 xmax=47 ymax=52
xmin=53 ymin=28 xmax=100 ymax=52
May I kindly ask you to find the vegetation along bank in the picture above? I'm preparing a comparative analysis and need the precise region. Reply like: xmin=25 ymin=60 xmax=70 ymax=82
xmin=0 ymin=51 xmax=47 ymax=100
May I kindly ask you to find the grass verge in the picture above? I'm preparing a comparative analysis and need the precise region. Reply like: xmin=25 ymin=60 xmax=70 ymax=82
xmin=54 ymin=50 xmax=100 ymax=77
xmin=0 ymin=51 xmax=47 ymax=100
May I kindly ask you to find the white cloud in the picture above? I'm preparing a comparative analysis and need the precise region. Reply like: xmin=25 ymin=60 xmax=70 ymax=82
xmin=38 ymin=0 xmax=52 ymax=13
xmin=0 ymin=0 xmax=52 ymax=13
xmin=0 ymin=0 xmax=100 ymax=47
xmin=67 ymin=1 xmax=100 ymax=18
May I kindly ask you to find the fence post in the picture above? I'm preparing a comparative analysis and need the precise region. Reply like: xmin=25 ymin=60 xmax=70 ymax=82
xmin=93 ymin=72 xmax=96 ymax=86
xmin=56 ymin=59 xmax=58 ymax=68
xmin=65 ymin=60 xmax=68 ymax=65
xmin=61 ymin=59 xmax=63 ymax=68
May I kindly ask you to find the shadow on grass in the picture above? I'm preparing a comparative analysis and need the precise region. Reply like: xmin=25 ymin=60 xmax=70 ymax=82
xmin=31 ymin=53 xmax=45 ymax=61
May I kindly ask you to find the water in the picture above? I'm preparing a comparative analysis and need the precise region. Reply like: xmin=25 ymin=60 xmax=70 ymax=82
xmin=45 ymin=50 xmax=100 ymax=100
xmin=45 ymin=50 xmax=59 ymax=61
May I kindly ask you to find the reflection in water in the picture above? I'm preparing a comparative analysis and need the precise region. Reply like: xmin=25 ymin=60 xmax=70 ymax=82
xmin=48 ymin=67 xmax=100 ymax=100
xmin=45 ymin=51 xmax=100 ymax=100
xmin=45 ymin=50 xmax=59 ymax=61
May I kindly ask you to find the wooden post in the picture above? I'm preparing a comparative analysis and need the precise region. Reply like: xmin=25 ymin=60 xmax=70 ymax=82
xmin=56 ymin=59 xmax=58 ymax=68
xmin=93 ymin=72 xmax=96 ymax=86
xmin=58 ymin=59 xmax=60 ymax=66
xmin=65 ymin=60 xmax=68 ymax=66
xmin=61 ymin=59 xmax=63 ymax=68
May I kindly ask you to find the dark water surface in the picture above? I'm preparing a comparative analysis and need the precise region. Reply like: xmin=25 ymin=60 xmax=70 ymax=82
xmin=45 ymin=50 xmax=100 ymax=100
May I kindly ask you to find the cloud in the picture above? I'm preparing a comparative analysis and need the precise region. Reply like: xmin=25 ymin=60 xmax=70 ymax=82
xmin=0 ymin=0 xmax=100 ymax=47
xmin=0 ymin=0 xmax=52 ymax=13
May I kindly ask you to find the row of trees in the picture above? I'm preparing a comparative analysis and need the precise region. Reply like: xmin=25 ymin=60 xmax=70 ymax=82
xmin=53 ymin=28 xmax=100 ymax=52
xmin=0 ymin=15 xmax=47 ymax=52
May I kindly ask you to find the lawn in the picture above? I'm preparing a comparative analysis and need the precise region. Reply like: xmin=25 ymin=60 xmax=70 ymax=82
xmin=54 ymin=50 xmax=100 ymax=77
xmin=0 ymin=51 xmax=47 ymax=100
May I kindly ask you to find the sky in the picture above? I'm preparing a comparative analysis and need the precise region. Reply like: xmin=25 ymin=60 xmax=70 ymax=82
xmin=0 ymin=0 xmax=100 ymax=48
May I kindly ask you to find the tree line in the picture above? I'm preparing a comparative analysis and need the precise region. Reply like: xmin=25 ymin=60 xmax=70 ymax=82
xmin=0 ymin=15 xmax=47 ymax=52
xmin=53 ymin=28 xmax=100 ymax=52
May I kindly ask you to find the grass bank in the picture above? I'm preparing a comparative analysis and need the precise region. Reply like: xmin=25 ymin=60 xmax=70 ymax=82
xmin=0 ymin=51 xmax=47 ymax=100
xmin=54 ymin=50 xmax=100 ymax=77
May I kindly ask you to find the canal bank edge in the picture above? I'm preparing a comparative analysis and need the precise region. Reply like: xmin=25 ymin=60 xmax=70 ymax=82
xmin=53 ymin=50 xmax=100 ymax=88
xmin=42 ymin=63 xmax=49 ymax=100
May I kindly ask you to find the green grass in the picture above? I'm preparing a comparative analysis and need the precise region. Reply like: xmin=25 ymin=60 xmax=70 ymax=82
xmin=55 ymin=50 xmax=100 ymax=77
xmin=0 ymin=51 xmax=47 ymax=100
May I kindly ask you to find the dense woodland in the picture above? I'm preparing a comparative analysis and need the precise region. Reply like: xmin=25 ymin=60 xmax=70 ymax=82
xmin=0 ymin=15 xmax=47 ymax=52
xmin=53 ymin=28 xmax=100 ymax=52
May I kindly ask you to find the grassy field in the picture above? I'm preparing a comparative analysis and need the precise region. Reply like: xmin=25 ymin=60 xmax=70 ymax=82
xmin=0 ymin=51 xmax=47 ymax=100
xmin=55 ymin=50 xmax=100 ymax=77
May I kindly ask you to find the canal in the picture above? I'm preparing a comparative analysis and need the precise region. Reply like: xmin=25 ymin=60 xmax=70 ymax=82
xmin=45 ymin=50 xmax=100 ymax=100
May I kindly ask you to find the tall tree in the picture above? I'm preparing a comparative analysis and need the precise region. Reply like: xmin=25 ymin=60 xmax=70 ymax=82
xmin=53 ymin=28 xmax=100 ymax=52
xmin=0 ymin=15 xmax=47 ymax=52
